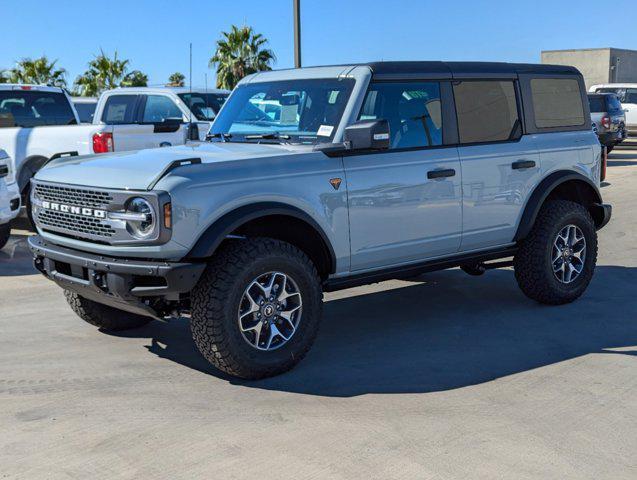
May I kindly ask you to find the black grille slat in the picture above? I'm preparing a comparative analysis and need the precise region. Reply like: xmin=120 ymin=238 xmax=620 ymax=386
xmin=34 ymin=183 xmax=116 ymax=239
xmin=34 ymin=184 xmax=113 ymax=208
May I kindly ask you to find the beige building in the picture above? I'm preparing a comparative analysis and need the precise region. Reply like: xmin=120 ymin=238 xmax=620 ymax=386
xmin=541 ymin=48 xmax=637 ymax=89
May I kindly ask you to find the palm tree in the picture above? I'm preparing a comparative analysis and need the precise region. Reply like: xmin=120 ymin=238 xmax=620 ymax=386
xmin=168 ymin=72 xmax=185 ymax=87
xmin=74 ymin=50 xmax=144 ymax=96
xmin=122 ymin=70 xmax=148 ymax=87
xmin=209 ymin=25 xmax=275 ymax=90
xmin=5 ymin=56 xmax=67 ymax=86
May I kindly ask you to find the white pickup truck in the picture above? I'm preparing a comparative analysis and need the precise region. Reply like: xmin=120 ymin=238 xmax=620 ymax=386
xmin=0 ymin=84 xmax=229 ymax=204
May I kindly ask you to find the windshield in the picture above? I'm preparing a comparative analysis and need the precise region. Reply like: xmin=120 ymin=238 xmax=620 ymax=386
xmin=211 ymin=78 xmax=356 ymax=144
xmin=178 ymin=92 xmax=228 ymax=121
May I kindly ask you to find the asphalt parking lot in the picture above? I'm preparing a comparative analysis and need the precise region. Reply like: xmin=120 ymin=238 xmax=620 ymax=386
xmin=1 ymin=149 xmax=636 ymax=479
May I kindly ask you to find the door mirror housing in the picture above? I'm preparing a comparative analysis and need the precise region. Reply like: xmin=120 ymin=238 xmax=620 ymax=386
xmin=344 ymin=119 xmax=390 ymax=151
xmin=153 ymin=117 xmax=183 ymax=133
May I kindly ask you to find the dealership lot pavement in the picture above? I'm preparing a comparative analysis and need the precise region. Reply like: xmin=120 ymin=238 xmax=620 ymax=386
xmin=1 ymin=149 xmax=636 ymax=480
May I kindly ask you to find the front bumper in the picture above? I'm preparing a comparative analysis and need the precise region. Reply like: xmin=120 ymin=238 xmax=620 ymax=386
xmin=28 ymin=235 xmax=206 ymax=318
xmin=0 ymin=181 xmax=20 ymax=225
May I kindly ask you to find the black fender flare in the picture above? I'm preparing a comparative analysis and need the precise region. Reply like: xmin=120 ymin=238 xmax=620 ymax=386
xmin=18 ymin=155 xmax=49 ymax=193
xmin=514 ymin=170 xmax=603 ymax=242
xmin=185 ymin=202 xmax=337 ymax=273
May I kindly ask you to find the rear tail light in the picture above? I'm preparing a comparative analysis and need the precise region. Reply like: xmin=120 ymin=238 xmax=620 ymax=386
xmin=92 ymin=132 xmax=114 ymax=153
xmin=601 ymin=146 xmax=607 ymax=182
xmin=601 ymin=115 xmax=611 ymax=129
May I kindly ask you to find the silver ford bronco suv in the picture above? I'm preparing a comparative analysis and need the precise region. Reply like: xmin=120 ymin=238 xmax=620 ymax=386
xmin=29 ymin=62 xmax=611 ymax=379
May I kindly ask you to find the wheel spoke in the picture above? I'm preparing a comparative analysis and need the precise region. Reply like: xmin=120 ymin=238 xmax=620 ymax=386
xmin=239 ymin=290 xmax=260 ymax=320
xmin=279 ymin=304 xmax=301 ymax=322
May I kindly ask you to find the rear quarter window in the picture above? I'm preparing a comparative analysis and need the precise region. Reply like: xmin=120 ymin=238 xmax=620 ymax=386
xmin=530 ymin=78 xmax=585 ymax=128
xmin=102 ymin=95 xmax=139 ymax=124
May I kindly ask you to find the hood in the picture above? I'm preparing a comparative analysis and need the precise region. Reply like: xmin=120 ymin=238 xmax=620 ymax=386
xmin=35 ymin=142 xmax=303 ymax=190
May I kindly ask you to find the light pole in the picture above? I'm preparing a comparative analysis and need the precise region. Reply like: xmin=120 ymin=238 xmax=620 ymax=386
xmin=293 ymin=0 xmax=301 ymax=68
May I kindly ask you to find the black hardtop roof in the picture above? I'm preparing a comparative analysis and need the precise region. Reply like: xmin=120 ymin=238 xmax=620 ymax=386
xmin=362 ymin=61 xmax=580 ymax=77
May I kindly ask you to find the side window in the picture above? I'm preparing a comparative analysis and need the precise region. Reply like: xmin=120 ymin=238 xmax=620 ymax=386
xmin=102 ymin=95 xmax=139 ymax=124
xmin=624 ymin=88 xmax=637 ymax=104
xmin=358 ymin=82 xmax=442 ymax=149
xmin=530 ymin=78 xmax=585 ymax=128
xmin=453 ymin=81 xmax=520 ymax=144
xmin=142 ymin=95 xmax=184 ymax=123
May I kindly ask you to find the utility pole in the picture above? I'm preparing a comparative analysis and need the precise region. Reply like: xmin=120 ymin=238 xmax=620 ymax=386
xmin=293 ymin=0 xmax=302 ymax=68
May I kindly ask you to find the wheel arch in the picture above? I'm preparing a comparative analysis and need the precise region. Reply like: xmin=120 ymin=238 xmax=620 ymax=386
xmin=514 ymin=171 xmax=605 ymax=242
xmin=186 ymin=202 xmax=337 ymax=279
xmin=17 ymin=155 xmax=49 ymax=194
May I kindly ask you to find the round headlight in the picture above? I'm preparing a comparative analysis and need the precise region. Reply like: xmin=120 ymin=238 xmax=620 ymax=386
xmin=126 ymin=197 xmax=155 ymax=239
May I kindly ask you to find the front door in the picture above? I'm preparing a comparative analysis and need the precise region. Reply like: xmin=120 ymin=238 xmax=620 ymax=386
xmin=344 ymin=81 xmax=462 ymax=271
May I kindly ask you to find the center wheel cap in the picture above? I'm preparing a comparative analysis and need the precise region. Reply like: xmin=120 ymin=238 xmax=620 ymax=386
xmin=263 ymin=304 xmax=275 ymax=317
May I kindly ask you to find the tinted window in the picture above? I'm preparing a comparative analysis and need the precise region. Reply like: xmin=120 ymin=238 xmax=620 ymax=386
xmin=178 ymin=93 xmax=228 ymax=120
xmin=142 ymin=95 xmax=183 ymax=123
xmin=453 ymin=81 xmax=519 ymax=143
xmin=358 ymin=82 xmax=442 ymax=149
xmin=530 ymin=78 xmax=585 ymax=128
xmin=73 ymin=101 xmax=97 ymax=123
xmin=211 ymin=78 xmax=355 ymax=144
xmin=102 ymin=95 xmax=138 ymax=124
xmin=625 ymin=88 xmax=637 ymax=104
xmin=0 ymin=91 xmax=77 ymax=128
xmin=588 ymin=96 xmax=605 ymax=113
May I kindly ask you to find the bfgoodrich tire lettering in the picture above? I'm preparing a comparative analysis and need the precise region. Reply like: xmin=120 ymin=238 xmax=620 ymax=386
xmin=64 ymin=291 xmax=153 ymax=331
xmin=190 ymin=238 xmax=323 ymax=379
xmin=514 ymin=200 xmax=598 ymax=305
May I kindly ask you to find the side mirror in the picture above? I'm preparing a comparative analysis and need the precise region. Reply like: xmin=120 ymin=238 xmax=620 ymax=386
xmin=187 ymin=122 xmax=201 ymax=141
xmin=344 ymin=119 xmax=390 ymax=151
xmin=153 ymin=117 xmax=183 ymax=133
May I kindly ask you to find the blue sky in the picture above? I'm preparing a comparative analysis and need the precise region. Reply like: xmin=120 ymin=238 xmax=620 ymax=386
xmin=2 ymin=0 xmax=637 ymax=88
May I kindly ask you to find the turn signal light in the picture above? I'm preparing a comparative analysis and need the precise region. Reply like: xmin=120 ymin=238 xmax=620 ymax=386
xmin=92 ymin=132 xmax=114 ymax=153
xmin=163 ymin=203 xmax=172 ymax=229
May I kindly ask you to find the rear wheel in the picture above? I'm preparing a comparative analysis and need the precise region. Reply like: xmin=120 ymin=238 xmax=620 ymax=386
xmin=514 ymin=200 xmax=597 ymax=305
xmin=64 ymin=291 xmax=153 ymax=331
xmin=191 ymin=238 xmax=323 ymax=379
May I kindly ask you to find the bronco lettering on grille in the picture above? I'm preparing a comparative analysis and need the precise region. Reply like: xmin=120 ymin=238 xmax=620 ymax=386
xmin=41 ymin=201 xmax=107 ymax=219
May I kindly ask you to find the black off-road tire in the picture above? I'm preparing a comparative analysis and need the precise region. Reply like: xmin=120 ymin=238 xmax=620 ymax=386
xmin=64 ymin=290 xmax=152 ymax=331
xmin=514 ymin=200 xmax=598 ymax=305
xmin=0 ymin=223 xmax=10 ymax=250
xmin=190 ymin=238 xmax=323 ymax=380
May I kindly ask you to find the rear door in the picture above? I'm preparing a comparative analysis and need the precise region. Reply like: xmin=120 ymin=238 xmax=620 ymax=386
xmin=99 ymin=94 xmax=150 ymax=151
xmin=454 ymin=79 xmax=541 ymax=251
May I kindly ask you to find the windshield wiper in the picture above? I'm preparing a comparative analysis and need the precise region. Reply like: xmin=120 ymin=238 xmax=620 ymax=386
xmin=207 ymin=132 xmax=233 ymax=142
xmin=243 ymin=133 xmax=291 ymax=141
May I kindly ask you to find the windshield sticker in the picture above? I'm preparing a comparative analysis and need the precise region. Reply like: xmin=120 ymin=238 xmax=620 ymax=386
xmin=317 ymin=125 xmax=334 ymax=137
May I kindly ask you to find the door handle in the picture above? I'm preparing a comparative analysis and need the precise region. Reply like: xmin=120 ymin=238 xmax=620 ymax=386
xmin=511 ymin=160 xmax=536 ymax=170
xmin=427 ymin=168 xmax=456 ymax=179
xmin=159 ymin=142 xmax=172 ymax=147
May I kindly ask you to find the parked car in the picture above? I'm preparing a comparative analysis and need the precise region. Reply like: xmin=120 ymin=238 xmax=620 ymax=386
xmin=587 ymin=92 xmax=626 ymax=151
xmin=72 ymin=97 xmax=98 ymax=124
xmin=0 ymin=84 xmax=229 ymax=215
xmin=589 ymin=83 xmax=637 ymax=138
xmin=0 ymin=149 xmax=20 ymax=249
xmin=28 ymin=61 xmax=610 ymax=379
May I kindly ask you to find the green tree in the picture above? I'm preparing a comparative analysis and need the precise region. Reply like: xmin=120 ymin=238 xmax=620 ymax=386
xmin=73 ymin=50 xmax=147 ymax=96
xmin=209 ymin=25 xmax=275 ymax=90
xmin=168 ymin=72 xmax=185 ymax=87
xmin=122 ymin=70 xmax=148 ymax=87
xmin=4 ymin=56 xmax=67 ymax=86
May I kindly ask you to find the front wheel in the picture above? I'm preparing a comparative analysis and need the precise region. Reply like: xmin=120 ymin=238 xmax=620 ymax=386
xmin=64 ymin=291 xmax=153 ymax=331
xmin=190 ymin=238 xmax=323 ymax=379
xmin=514 ymin=200 xmax=598 ymax=305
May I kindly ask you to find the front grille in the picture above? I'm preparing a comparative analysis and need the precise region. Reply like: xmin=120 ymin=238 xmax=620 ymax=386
xmin=34 ymin=183 xmax=113 ymax=208
xmin=38 ymin=209 xmax=116 ymax=238
xmin=34 ymin=182 xmax=117 ymax=239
